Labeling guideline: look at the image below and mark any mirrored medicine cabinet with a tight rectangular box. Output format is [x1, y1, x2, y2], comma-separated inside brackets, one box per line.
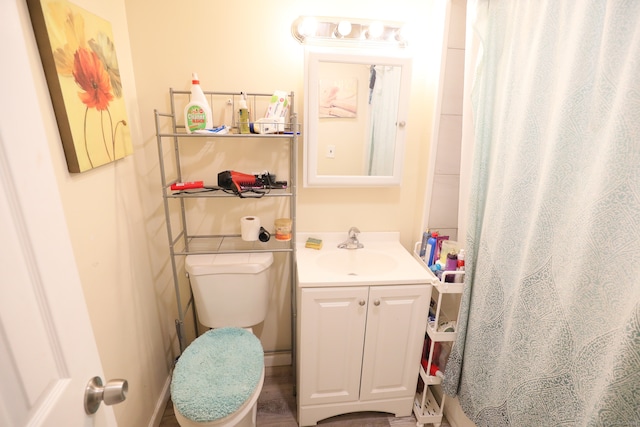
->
[303, 48, 412, 187]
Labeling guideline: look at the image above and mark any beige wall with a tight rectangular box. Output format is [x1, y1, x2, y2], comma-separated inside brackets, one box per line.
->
[123, 0, 445, 249]
[14, 0, 449, 425]
[14, 0, 170, 425]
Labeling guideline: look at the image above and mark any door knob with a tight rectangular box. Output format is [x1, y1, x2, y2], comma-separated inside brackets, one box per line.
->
[358, 299, 366, 306]
[373, 299, 380, 306]
[84, 376, 128, 415]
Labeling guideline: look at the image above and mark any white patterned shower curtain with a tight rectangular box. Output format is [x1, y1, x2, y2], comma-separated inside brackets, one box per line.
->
[443, 1, 640, 426]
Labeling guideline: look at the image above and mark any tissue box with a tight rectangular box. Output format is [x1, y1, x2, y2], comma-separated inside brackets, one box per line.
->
[265, 90, 289, 119]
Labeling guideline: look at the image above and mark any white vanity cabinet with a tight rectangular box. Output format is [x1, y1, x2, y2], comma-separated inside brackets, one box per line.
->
[297, 283, 430, 426]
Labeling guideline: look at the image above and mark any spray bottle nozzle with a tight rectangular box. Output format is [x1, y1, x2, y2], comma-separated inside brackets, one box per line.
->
[239, 92, 248, 109]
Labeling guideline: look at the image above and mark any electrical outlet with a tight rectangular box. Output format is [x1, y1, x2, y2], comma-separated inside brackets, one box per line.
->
[326, 145, 336, 158]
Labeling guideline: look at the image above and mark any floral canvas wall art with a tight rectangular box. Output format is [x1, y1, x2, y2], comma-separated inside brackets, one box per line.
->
[27, 0, 132, 173]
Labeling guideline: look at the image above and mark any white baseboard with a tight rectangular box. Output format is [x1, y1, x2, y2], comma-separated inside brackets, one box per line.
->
[149, 374, 172, 427]
[443, 395, 476, 427]
[264, 350, 291, 367]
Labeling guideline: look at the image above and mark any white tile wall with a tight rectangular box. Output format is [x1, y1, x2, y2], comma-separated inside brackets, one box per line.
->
[429, 174, 460, 229]
[440, 48, 465, 116]
[435, 115, 463, 174]
[448, 0, 467, 49]
[427, 0, 466, 242]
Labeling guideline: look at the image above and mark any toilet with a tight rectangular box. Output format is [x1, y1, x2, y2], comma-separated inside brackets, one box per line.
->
[171, 252, 274, 427]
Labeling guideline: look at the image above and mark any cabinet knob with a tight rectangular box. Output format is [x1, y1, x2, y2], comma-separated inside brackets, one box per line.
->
[373, 299, 380, 306]
[359, 299, 366, 306]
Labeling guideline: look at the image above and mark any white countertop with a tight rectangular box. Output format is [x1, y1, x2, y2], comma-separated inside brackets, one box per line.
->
[296, 232, 436, 287]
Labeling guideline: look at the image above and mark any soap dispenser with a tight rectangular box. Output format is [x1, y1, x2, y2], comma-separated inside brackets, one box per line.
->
[238, 92, 250, 134]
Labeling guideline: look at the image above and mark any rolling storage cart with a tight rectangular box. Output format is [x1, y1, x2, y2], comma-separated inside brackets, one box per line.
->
[412, 244, 465, 427]
[154, 89, 299, 354]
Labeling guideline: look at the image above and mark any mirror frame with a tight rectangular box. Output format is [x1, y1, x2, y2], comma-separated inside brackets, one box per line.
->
[303, 47, 412, 187]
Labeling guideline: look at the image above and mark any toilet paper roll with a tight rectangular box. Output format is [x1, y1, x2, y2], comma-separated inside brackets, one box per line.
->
[240, 216, 261, 241]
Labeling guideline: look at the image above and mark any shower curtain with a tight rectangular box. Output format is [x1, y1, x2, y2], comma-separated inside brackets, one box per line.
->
[367, 65, 401, 175]
[443, 1, 640, 426]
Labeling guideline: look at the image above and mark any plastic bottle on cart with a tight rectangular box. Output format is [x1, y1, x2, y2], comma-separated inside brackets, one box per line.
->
[455, 248, 465, 283]
[419, 229, 430, 258]
[429, 363, 444, 379]
[444, 252, 458, 283]
[184, 73, 213, 133]
[424, 231, 438, 266]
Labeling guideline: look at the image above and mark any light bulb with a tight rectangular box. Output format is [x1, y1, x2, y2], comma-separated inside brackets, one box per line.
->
[396, 24, 411, 42]
[299, 17, 318, 37]
[337, 21, 352, 37]
[368, 21, 384, 39]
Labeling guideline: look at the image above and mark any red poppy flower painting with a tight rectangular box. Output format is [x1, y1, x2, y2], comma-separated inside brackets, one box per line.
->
[27, 0, 132, 173]
[73, 48, 114, 111]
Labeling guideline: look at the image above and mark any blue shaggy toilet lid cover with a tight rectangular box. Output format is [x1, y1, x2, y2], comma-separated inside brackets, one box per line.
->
[171, 327, 264, 422]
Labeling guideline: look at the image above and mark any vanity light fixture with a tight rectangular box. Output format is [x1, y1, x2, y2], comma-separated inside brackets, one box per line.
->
[291, 16, 409, 48]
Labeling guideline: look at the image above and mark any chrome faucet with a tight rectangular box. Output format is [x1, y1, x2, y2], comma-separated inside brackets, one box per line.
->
[338, 226, 364, 249]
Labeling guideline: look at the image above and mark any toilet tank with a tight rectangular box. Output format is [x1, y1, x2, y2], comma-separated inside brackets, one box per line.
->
[185, 252, 273, 328]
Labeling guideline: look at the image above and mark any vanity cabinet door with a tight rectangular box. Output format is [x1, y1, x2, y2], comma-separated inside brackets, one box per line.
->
[360, 285, 430, 402]
[299, 287, 368, 406]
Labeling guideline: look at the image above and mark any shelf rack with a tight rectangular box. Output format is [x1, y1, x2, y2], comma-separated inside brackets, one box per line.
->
[412, 244, 465, 427]
[155, 89, 299, 354]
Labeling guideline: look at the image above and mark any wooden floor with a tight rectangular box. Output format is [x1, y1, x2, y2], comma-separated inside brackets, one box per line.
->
[160, 365, 450, 427]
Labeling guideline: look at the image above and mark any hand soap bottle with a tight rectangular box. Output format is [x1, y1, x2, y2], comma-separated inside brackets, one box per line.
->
[238, 92, 250, 134]
[184, 73, 213, 133]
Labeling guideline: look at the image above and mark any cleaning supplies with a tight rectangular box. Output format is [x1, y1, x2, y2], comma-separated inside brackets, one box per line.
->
[305, 237, 323, 250]
[238, 92, 250, 134]
[184, 73, 213, 133]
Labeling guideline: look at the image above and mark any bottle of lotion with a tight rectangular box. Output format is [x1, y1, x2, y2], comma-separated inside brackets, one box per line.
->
[238, 92, 250, 134]
[184, 73, 213, 133]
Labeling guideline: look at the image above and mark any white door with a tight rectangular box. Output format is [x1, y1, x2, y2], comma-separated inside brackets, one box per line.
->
[298, 287, 368, 405]
[360, 285, 430, 402]
[0, 1, 118, 426]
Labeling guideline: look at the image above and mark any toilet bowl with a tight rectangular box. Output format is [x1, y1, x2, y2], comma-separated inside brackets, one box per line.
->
[171, 253, 273, 427]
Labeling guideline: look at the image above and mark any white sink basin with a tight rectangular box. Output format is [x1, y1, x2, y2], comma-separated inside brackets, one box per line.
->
[316, 249, 398, 276]
[296, 232, 435, 287]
